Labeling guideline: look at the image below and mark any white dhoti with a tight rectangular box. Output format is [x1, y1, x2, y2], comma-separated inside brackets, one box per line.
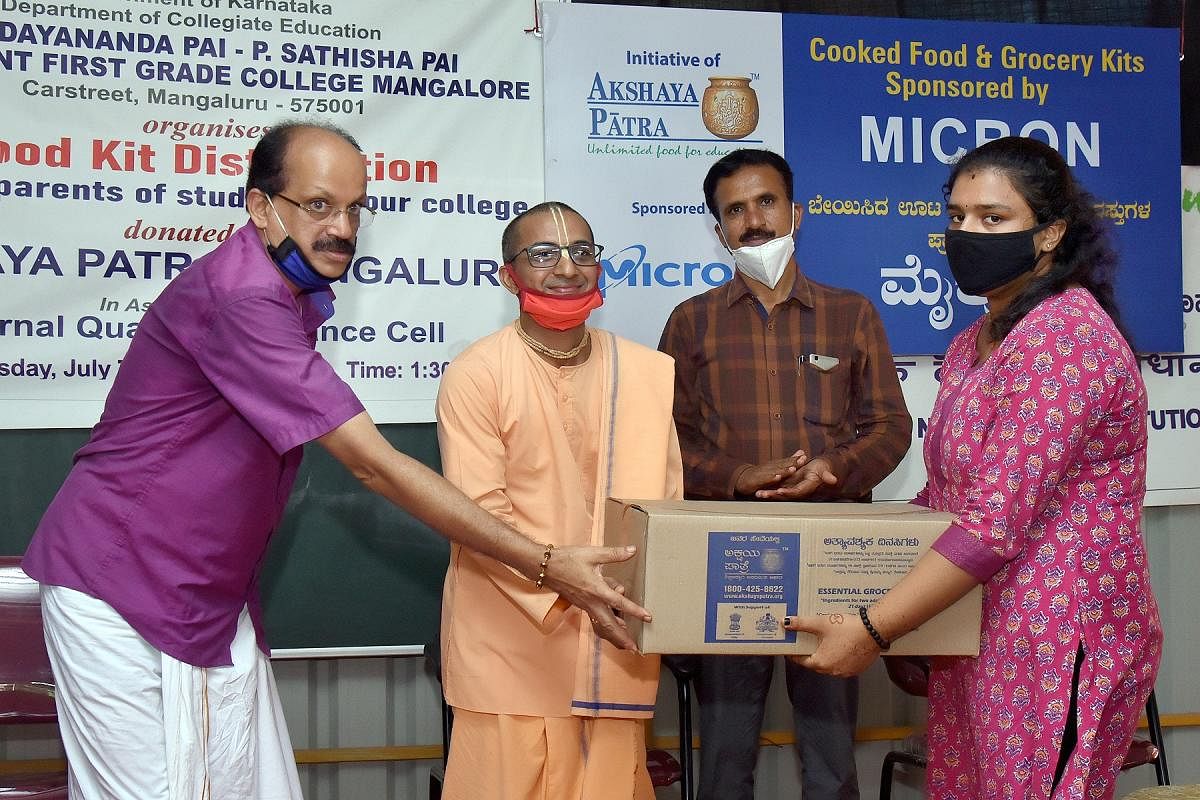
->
[41, 584, 303, 800]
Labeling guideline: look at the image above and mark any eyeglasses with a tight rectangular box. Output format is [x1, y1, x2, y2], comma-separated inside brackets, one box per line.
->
[511, 242, 605, 269]
[273, 193, 376, 229]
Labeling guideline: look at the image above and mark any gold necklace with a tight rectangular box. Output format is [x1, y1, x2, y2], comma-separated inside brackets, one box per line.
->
[513, 320, 590, 360]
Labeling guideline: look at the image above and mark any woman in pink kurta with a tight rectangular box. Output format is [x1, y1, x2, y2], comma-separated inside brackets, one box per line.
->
[919, 284, 1160, 798]
[785, 136, 1162, 800]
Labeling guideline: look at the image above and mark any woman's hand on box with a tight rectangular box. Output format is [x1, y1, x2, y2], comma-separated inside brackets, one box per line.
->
[782, 614, 880, 677]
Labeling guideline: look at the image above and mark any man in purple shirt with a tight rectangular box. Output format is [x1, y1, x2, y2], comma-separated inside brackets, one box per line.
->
[22, 122, 647, 800]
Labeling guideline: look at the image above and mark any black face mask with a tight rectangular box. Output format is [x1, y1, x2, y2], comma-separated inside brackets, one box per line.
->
[944, 221, 1052, 296]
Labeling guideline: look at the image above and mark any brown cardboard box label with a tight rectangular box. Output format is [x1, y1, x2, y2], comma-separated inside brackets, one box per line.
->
[809, 532, 925, 611]
[706, 532, 799, 643]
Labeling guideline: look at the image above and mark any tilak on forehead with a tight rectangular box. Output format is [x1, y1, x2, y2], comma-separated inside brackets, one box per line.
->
[549, 205, 569, 243]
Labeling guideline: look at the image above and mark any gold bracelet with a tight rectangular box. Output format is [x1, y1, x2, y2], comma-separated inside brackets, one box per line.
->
[534, 543, 555, 589]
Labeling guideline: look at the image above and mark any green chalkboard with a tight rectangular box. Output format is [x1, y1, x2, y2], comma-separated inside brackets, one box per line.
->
[0, 424, 448, 653]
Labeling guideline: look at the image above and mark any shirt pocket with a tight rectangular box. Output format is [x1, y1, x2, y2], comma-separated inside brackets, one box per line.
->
[799, 355, 851, 428]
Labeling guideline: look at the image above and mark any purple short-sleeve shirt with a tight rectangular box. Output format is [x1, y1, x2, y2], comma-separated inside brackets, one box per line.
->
[23, 222, 364, 666]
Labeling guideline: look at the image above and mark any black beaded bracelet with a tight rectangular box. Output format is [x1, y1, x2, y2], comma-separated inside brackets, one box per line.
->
[858, 606, 891, 651]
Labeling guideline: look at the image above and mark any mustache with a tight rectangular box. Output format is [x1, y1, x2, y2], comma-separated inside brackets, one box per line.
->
[739, 227, 775, 244]
[314, 236, 356, 255]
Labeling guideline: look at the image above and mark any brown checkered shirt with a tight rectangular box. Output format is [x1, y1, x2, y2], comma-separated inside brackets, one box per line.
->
[658, 269, 911, 501]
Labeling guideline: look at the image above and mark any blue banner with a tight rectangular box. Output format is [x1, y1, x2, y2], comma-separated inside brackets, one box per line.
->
[783, 15, 1181, 354]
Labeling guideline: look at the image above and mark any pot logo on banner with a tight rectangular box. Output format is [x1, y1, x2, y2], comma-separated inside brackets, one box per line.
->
[585, 57, 769, 155]
[701, 77, 759, 140]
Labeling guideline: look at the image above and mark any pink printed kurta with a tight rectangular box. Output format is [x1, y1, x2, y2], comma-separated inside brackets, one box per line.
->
[918, 288, 1162, 800]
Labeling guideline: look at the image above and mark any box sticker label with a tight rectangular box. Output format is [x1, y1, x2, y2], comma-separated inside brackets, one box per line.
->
[705, 532, 800, 643]
[811, 532, 922, 610]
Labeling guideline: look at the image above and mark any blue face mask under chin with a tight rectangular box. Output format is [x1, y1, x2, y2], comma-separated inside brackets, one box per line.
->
[268, 236, 335, 292]
[267, 238, 336, 320]
[265, 192, 339, 292]
[265, 196, 337, 320]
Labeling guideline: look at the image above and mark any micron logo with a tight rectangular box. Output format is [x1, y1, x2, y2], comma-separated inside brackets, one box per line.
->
[599, 243, 732, 294]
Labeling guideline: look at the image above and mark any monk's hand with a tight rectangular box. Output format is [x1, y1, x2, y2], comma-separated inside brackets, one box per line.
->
[755, 458, 837, 500]
[734, 450, 808, 497]
[542, 544, 649, 652]
[783, 613, 880, 678]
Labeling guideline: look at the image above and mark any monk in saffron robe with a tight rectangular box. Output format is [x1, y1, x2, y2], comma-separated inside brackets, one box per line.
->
[436, 202, 683, 799]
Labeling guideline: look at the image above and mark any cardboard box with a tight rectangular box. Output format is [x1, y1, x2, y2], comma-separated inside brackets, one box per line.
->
[604, 499, 981, 656]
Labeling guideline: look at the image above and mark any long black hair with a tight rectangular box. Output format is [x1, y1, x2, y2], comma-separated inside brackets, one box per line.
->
[943, 136, 1131, 347]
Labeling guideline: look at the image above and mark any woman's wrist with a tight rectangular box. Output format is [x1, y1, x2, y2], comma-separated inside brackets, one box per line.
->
[859, 606, 892, 651]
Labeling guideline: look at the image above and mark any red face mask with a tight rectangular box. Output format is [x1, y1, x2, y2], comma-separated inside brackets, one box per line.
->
[503, 265, 604, 331]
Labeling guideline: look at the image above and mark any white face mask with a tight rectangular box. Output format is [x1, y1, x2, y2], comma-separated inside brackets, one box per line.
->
[727, 232, 795, 289]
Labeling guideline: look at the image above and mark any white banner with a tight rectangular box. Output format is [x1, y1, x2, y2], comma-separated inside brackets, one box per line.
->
[542, 1, 784, 350]
[1, 0, 544, 427]
[1138, 165, 1200, 504]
